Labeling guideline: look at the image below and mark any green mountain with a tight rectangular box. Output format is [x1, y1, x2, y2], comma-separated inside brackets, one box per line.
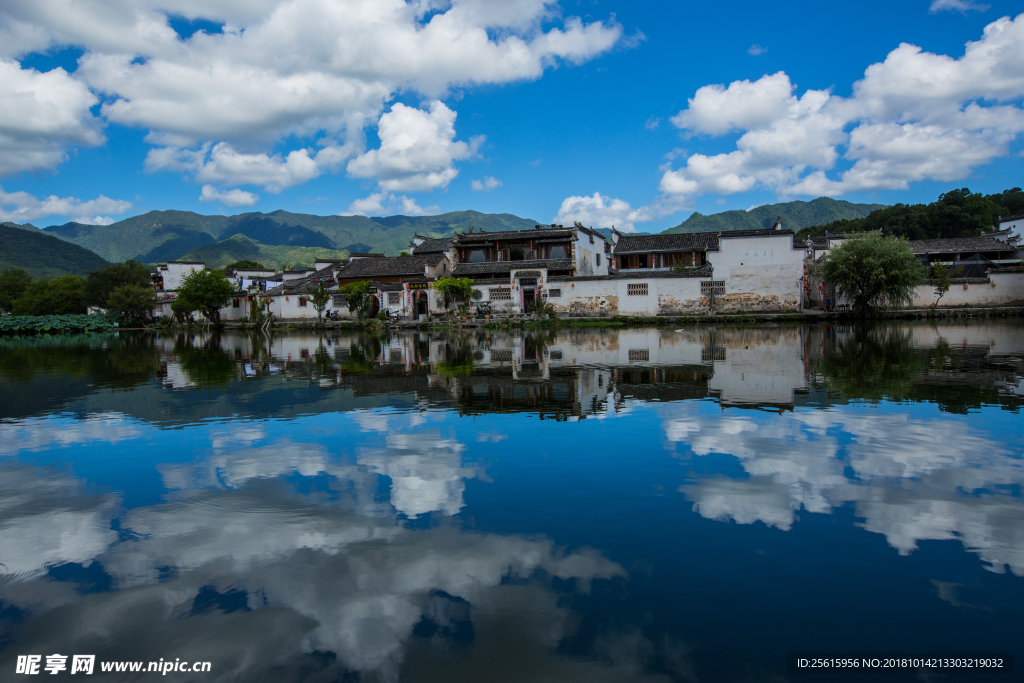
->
[664, 197, 887, 234]
[0, 224, 109, 278]
[180, 234, 351, 270]
[41, 209, 540, 264]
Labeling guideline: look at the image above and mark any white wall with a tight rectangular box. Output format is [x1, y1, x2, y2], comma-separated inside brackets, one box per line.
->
[573, 230, 609, 277]
[710, 234, 804, 312]
[910, 271, 1024, 307]
[546, 277, 706, 316]
[161, 263, 205, 291]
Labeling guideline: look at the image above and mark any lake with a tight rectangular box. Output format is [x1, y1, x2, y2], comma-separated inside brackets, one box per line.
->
[0, 322, 1021, 681]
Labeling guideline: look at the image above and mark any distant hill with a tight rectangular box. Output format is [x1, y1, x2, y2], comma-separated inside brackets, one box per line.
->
[180, 234, 351, 270]
[664, 197, 887, 234]
[0, 223, 109, 278]
[42, 209, 540, 263]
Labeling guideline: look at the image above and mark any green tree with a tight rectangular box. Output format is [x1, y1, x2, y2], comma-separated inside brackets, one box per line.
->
[11, 274, 87, 315]
[306, 281, 333, 324]
[84, 260, 152, 309]
[818, 232, 924, 315]
[926, 263, 964, 310]
[433, 277, 473, 317]
[225, 260, 266, 270]
[795, 186, 1024, 241]
[338, 281, 370, 321]
[0, 268, 32, 314]
[172, 269, 236, 324]
[107, 284, 158, 324]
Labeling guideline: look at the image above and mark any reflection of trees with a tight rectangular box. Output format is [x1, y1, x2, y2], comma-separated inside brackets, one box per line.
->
[818, 325, 926, 402]
[439, 333, 473, 376]
[341, 334, 378, 375]
[0, 333, 160, 389]
[174, 334, 237, 387]
[817, 324, 1023, 412]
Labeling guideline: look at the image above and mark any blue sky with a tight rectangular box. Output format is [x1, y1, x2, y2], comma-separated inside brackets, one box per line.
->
[2, 0, 1022, 231]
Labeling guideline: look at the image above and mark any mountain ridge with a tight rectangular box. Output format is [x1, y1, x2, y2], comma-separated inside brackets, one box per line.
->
[0, 224, 109, 278]
[664, 197, 887, 234]
[37, 210, 541, 263]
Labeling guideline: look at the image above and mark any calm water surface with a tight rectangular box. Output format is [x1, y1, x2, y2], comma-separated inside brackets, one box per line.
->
[0, 322, 1022, 681]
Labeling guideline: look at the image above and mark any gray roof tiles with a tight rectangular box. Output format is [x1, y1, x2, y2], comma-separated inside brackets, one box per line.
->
[452, 258, 573, 276]
[411, 237, 453, 253]
[338, 253, 445, 278]
[909, 236, 1017, 254]
[614, 229, 795, 255]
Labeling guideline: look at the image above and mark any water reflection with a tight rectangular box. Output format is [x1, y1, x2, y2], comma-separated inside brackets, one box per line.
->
[0, 321, 1022, 680]
[2, 322, 1022, 420]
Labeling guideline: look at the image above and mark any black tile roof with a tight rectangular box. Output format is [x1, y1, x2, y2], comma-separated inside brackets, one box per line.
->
[338, 253, 445, 278]
[548, 264, 713, 281]
[411, 237, 453, 254]
[453, 228, 575, 245]
[615, 229, 794, 254]
[265, 264, 340, 295]
[452, 258, 572, 276]
[614, 232, 720, 254]
[909, 236, 1017, 254]
[718, 228, 795, 238]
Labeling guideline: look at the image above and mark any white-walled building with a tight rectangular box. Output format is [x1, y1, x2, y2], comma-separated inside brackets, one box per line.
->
[154, 261, 205, 291]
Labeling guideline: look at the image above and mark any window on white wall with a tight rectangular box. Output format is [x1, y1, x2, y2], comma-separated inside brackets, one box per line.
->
[627, 283, 648, 296]
[548, 289, 562, 298]
[490, 288, 512, 301]
[388, 293, 401, 305]
[596, 253, 601, 266]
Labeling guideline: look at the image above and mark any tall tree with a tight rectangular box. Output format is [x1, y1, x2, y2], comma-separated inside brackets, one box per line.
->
[819, 233, 924, 316]
[84, 260, 152, 308]
[172, 270, 235, 324]
[11, 274, 87, 315]
[108, 284, 158, 324]
[306, 282, 333, 324]
[0, 268, 32, 314]
[433, 277, 473, 317]
[338, 281, 370, 321]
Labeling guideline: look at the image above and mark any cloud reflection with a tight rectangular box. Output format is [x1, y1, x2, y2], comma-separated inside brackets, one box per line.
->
[665, 405, 1024, 574]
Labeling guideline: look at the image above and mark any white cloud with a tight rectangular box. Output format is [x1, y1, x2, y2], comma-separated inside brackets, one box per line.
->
[471, 176, 502, 192]
[1, 0, 622, 189]
[341, 192, 439, 217]
[348, 101, 482, 192]
[0, 58, 104, 176]
[929, 0, 990, 13]
[199, 184, 259, 206]
[661, 14, 1024, 199]
[146, 140, 357, 192]
[343, 192, 389, 216]
[553, 191, 685, 232]
[0, 185, 131, 224]
[747, 44, 767, 56]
